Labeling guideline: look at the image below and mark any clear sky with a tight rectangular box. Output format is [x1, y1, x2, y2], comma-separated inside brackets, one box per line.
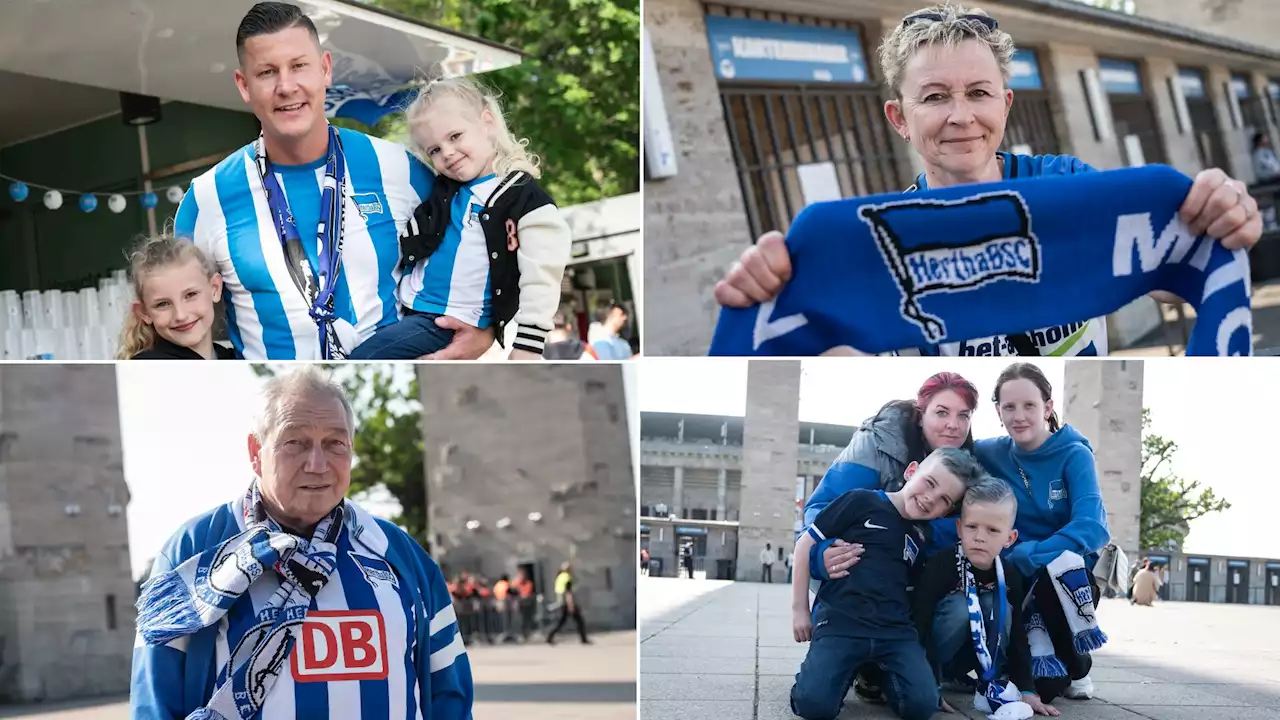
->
[639, 358, 1276, 560]
[117, 362, 638, 580]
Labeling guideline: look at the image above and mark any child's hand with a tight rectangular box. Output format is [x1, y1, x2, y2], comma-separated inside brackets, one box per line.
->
[1023, 693, 1060, 716]
[508, 348, 541, 361]
[939, 697, 957, 714]
[792, 608, 812, 643]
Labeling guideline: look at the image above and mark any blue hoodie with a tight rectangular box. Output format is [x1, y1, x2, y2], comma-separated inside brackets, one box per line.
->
[973, 424, 1110, 577]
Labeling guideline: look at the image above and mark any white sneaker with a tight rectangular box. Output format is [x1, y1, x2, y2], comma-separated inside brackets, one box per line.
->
[1064, 676, 1095, 699]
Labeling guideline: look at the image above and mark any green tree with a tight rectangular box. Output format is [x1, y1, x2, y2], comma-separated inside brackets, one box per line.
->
[369, 0, 640, 205]
[250, 364, 428, 547]
[1140, 408, 1230, 550]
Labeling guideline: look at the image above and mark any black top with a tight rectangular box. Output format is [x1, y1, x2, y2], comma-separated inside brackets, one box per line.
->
[131, 336, 239, 360]
[809, 489, 928, 641]
[912, 547, 1032, 691]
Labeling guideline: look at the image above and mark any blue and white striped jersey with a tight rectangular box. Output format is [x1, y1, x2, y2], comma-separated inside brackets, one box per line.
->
[131, 498, 470, 720]
[175, 127, 433, 360]
[396, 173, 499, 329]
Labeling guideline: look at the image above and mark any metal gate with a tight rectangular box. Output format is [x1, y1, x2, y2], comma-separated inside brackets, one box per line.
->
[1186, 557, 1211, 602]
[1180, 68, 1230, 171]
[721, 86, 904, 238]
[1003, 93, 1061, 156]
[1227, 560, 1250, 604]
[1110, 95, 1169, 166]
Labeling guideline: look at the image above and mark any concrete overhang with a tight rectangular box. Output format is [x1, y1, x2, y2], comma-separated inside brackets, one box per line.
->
[709, 0, 1280, 74]
[0, 0, 523, 147]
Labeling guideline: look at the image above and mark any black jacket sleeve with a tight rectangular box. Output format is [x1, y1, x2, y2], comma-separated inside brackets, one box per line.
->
[911, 548, 959, 672]
[1004, 570, 1034, 693]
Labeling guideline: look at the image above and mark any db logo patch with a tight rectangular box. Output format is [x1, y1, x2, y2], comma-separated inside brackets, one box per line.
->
[291, 610, 388, 682]
[859, 192, 1042, 343]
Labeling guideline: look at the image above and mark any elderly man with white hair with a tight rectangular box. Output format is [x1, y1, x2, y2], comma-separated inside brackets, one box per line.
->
[130, 367, 469, 720]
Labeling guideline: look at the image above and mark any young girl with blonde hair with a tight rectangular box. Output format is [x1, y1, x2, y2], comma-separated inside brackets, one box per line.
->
[118, 235, 238, 360]
[348, 76, 571, 360]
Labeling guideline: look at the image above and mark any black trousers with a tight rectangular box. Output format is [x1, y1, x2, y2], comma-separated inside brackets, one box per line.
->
[1024, 568, 1101, 702]
[548, 604, 589, 643]
[857, 567, 1101, 703]
[763, 564, 773, 583]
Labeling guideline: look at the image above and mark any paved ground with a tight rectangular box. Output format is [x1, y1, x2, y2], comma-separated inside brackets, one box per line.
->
[0, 630, 637, 720]
[1112, 279, 1280, 356]
[640, 577, 1280, 720]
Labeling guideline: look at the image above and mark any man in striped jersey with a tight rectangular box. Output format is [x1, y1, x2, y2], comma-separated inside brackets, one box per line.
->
[131, 367, 470, 719]
[175, 2, 494, 360]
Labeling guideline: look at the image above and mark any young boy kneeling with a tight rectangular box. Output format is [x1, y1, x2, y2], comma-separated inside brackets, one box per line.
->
[790, 447, 984, 720]
[912, 478, 1049, 719]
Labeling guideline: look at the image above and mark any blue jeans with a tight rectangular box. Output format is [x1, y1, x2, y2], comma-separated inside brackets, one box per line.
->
[349, 311, 454, 359]
[791, 635, 938, 720]
[929, 590, 1011, 686]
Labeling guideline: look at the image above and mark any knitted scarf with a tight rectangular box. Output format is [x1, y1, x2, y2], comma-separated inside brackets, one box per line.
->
[709, 165, 1252, 356]
[957, 545, 1032, 720]
[1022, 551, 1108, 681]
[135, 483, 345, 720]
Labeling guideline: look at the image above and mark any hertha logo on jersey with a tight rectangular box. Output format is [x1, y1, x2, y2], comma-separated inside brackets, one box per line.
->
[291, 610, 389, 682]
[859, 191, 1042, 343]
[350, 551, 399, 590]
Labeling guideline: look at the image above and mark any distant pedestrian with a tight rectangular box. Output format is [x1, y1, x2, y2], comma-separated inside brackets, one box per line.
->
[761, 543, 775, 583]
[682, 545, 694, 579]
[1132, 560, 1161, 606]
[786, 550, 795, 583]
[512, 569, 536, 640]
[640, 547, 650, 576]
[547, 562, 590, 645]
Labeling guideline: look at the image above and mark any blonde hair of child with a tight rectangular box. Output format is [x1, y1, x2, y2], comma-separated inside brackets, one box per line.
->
[404, 76, 542, 179]
[116, 234, 219, 359]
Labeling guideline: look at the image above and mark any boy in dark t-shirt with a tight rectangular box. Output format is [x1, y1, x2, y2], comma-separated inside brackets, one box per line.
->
[913, 477, 1050, 717]
[790, 447, 985, 720]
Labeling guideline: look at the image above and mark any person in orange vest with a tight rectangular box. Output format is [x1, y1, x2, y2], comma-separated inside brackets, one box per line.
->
[511, 569, 536, 641]
[493, 575, 513, 641]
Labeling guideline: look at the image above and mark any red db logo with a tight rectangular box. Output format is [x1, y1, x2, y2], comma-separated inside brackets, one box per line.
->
[291, 610, 388, 682]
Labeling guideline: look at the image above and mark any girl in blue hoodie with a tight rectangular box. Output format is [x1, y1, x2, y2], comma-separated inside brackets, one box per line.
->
[974, 362, 1110, 708]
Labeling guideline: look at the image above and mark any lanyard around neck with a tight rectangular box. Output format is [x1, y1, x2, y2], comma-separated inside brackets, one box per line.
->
[253, 127, 347, 358]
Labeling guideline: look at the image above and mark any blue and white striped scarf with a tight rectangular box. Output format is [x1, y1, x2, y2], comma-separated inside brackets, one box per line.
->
[710, 165, 1252, 356]
[958, 544, 1030, 719]
[135, 483, 345, 720]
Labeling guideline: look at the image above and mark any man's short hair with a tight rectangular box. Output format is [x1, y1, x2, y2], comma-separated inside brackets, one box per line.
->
[553, 312, 572, 330]
[236, 2, 320, 62]
[595, 301, 627, 324]
[255, 366, 355, 442]
[962, 475, 1018, 517]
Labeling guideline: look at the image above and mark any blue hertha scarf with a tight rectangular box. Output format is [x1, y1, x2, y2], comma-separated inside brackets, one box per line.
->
[709, 165, 1253, 356]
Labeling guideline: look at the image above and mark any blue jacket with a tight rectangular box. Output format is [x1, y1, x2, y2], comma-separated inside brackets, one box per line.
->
[130, 499, 472, 720]
[974, 424, 1111, 577]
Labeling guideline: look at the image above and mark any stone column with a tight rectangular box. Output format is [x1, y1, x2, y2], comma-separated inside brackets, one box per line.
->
[735, 360, 802, 582]
[1062, 359, 1144, 563]
[672, 466, 685, 518]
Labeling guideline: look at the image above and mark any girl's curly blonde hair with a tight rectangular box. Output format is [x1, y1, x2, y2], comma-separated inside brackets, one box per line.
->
[878, 4, 1016, 98]
[404, 76, 541, 179]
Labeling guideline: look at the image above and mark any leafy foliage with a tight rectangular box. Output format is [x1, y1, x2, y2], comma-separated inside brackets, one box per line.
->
[366, 0, 640, 205]
[1140, 408, 1230, 551]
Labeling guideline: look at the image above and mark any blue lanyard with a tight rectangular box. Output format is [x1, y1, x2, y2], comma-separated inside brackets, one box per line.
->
[254, 126, 347, 359]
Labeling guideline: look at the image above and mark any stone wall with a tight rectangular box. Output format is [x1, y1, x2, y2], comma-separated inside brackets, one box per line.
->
[418, 365, 637, 630]
[0, 365, 133, 702]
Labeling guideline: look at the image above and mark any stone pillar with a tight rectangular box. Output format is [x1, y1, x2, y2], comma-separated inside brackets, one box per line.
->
[735, 360, 802, 583]
[1145, 56, 1205, 176]
[643, 0, 753, 355]
[1062, 359, 1144, 564]
[1205, 65, 1251, 181]
[672, 466, 685, 518]
[716, 466, 727, 520]
[1044, 43, 1123, 169]
[0, 365, 134, 702]
[418, 364, 636, 630]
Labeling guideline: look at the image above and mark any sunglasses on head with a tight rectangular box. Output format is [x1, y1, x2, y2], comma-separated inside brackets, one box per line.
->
[902, 11, 999, 32]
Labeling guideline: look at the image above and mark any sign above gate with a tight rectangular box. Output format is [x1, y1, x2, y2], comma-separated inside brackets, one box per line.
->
[704, 15, 869, 84]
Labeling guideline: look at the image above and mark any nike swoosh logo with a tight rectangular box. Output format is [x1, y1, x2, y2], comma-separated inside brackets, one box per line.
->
[753, 299, 807, 350]
[864, 520, 887, 530]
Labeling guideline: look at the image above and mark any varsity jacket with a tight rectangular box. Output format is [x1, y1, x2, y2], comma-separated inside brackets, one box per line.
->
[398, 170, 571, 355]
[130, 498, 472, 720]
